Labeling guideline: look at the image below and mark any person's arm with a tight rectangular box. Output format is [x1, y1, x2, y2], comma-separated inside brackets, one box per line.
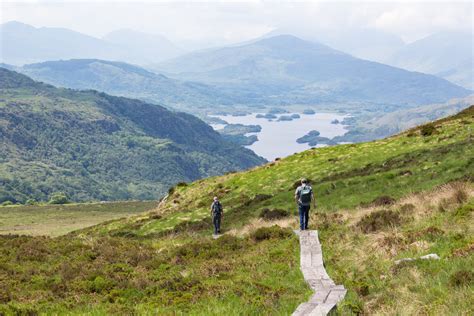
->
[294, 188, 299, 204]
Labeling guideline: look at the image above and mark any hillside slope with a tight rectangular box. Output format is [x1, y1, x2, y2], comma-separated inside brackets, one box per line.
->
[13, 59, 234, 112]
[0, 107, 472, 314]
[155, 35, 470, 106]
[0, 68, 265, 203]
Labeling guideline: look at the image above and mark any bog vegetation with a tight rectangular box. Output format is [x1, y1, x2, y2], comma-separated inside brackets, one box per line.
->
[0, 106, 472, 314]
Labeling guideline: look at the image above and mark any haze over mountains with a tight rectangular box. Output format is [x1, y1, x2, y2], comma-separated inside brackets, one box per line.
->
[1, 20, 472, 150]
[386, 31, 474, 90]
[2, 21, 472, 93]
[0, 21, 185, 65]
[155, 35, 469, 106]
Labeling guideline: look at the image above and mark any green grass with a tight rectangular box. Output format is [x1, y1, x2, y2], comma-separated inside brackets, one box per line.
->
[0, 106, 473, 314]
[0, 227, 310, 315]
[96, 106, 473, 238]
[319, 186, 474, 315]
[0, 201, 156, 236]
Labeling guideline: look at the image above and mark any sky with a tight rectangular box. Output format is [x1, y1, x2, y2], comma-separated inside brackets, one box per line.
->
[1, 0, 473, 48]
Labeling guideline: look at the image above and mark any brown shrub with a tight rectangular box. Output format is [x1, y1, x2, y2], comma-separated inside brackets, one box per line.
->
[420, 123, 437, 136]
[357, 209, 401, 233]
[251, 226, 293, 242]
[451, 242, 474, 258]
[259, 208, 289, 220]
[407, 226, 444, 243]
[399, 203, 415, 213]
[360, 195, 396, 208]
[453, 188, 469, 204]
[449, 270, 473, 287]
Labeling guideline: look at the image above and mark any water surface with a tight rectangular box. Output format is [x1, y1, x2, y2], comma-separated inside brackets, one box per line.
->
[211, 112, 348, 160]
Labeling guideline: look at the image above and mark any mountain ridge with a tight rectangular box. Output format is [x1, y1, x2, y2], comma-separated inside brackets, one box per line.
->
[0, 68, 265, 203]
[154, 34, 470, 106]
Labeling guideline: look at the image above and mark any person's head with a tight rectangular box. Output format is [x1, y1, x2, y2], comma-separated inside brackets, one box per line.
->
[213, 196, 218, 202]
[301, 178, 307, 185]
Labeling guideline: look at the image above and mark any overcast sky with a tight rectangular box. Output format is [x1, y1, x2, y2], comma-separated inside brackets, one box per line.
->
[1, 0, 472, 47]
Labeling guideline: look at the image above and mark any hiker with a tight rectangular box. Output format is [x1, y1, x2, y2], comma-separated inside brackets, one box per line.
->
[210, 196, 223, 235]
[295, 178, 315, 230]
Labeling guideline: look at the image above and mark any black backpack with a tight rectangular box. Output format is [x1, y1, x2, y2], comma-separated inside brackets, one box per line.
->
[212, 201, 222, 215]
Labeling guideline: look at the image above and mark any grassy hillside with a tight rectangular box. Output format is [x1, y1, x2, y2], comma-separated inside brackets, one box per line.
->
[0, 68, 265, 203]
[0, 107, 472, 314]
[0, 201, 156, 237]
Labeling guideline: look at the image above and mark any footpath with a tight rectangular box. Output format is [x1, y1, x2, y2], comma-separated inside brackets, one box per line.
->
[292, 230, 346, 316]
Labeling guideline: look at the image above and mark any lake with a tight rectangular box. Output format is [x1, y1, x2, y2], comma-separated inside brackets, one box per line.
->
[211, 112, 349, 160]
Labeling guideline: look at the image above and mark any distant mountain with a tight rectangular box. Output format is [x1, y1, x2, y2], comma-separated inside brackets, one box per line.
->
[387, 32, 474, 90]
[154, 35, 470, 106]
[262, 28, 405, 63]
[0, 68, 265, 203]
[13, 59, 233, 111]
[0, 21, 183, 66]
[0, 21, 123, 65]
[103, 29, 185, 63]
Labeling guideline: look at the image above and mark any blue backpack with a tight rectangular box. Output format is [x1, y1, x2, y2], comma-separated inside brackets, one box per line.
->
[299, 185, 312, 205]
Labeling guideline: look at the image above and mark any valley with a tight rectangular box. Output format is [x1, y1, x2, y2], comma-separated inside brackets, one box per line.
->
[0, 68, 265, 204]
[1, 4, 473, 315]
[1, 106, 472, 314]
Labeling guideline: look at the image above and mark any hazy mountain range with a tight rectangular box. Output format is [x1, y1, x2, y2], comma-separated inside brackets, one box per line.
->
[7, 37, 470, 116]
[386, 32, 474, 90]
[1, 21, 472, 92]
[0, 68, 264, 202]
[0, 21, 185, 65]
[265, 28, 473, 90]
[154, 35, 469, 106]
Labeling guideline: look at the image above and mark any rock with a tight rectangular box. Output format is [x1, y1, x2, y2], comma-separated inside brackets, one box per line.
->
[277, 115, 293, 121]
[395, 258, 415, 264]
[420, 253, 440, 260]
[395, 253, 440, 264]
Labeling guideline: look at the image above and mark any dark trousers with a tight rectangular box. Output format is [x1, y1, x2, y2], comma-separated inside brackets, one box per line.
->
[298, 204, 310, 230]
[212, 214, 221, 234]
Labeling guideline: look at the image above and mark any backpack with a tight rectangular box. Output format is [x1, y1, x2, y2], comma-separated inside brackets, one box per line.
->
[212, 201, 222, 215]
[299, 185, 312, 205]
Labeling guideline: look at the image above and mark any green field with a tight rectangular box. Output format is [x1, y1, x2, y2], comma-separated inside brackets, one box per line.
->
[0, 201, 157, 237]
[0, 107, 472, 314]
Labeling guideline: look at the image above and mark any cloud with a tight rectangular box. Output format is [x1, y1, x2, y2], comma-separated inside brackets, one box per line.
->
[1, 0, 472, 46]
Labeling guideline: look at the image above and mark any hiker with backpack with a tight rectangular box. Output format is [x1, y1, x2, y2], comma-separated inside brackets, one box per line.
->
[295, 178, 315, 231]
[210, 196, 223, 235]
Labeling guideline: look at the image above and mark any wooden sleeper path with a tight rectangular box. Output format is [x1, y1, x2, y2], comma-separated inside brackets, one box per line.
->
[293, 230, 346, 316]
